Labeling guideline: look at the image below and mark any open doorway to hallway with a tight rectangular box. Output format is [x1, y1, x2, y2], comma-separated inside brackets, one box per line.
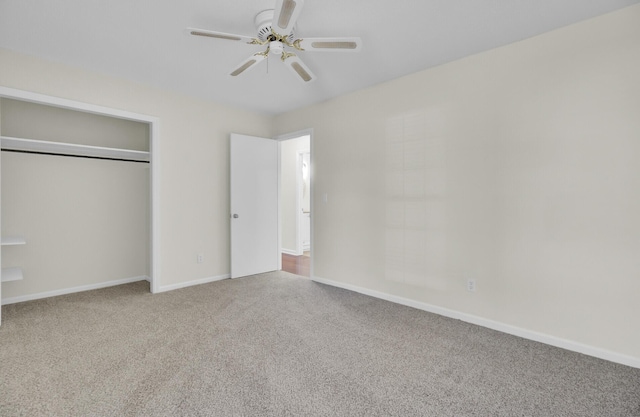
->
[279, 134, 311, 277]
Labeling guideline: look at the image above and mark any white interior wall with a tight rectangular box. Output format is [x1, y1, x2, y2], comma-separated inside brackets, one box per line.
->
[274, 5, 640, 361]
[280, 136, 310, 254]
[0, 47, 273, 293]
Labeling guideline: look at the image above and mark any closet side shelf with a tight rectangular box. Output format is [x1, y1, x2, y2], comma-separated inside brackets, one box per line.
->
[1, 236, 27, 246]
[1, 267, 23, 282]
[1, 237, 27, 282]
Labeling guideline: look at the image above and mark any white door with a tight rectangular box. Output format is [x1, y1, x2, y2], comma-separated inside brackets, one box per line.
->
[230, 133, 279, 278]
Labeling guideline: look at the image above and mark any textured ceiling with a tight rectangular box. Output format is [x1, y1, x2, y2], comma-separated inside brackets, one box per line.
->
[1, 0, 638, 114]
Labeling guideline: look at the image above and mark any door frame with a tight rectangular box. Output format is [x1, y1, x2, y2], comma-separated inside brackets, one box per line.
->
[276, 128, 313, 276]
[0, 86, 161, 297]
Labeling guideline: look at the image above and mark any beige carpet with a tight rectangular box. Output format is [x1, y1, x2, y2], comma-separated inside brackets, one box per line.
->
[1, 271, 639, 416]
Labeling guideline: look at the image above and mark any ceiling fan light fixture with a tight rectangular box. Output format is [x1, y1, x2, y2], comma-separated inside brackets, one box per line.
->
[270, 41, 284, 55]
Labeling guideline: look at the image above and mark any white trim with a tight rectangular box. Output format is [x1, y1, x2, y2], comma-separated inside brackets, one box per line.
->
[156, 274, 229, 293]
[309, 130, 314, 279]
[311, 275, 640, 369]
[0, 87, 158, 123]
[0, 86, 161, 296]
[149, 119, 161, 293]
[1, 276, 149, 305]
[281, 248, 298, 256]
[277, 141, 282, 271]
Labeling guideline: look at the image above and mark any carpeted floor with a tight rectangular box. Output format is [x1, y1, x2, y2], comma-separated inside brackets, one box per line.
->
[1, 271, 639, 416]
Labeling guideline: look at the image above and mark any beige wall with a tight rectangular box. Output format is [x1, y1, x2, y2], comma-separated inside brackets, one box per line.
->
[0, 47, 273, 292]
[1, 152, 149, 298]
[1, 98, 149, 150]
[280, 136, 310, 253]
[274, 5, 640, 359]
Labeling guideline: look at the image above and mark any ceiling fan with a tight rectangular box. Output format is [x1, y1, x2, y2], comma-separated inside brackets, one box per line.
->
[186, 0, 362, 83]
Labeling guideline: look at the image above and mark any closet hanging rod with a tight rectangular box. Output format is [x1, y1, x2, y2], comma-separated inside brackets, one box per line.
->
[1, 149, 149, 163]
[0, 136, 150, 163]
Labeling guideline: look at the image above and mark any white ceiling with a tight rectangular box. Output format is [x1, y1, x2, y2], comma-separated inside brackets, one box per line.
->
[1, 0, 638, 115]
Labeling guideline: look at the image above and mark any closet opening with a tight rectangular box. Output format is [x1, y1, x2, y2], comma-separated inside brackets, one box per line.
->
[0, 87, 159, 320]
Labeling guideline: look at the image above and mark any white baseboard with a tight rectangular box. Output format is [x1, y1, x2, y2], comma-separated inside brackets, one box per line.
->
[311, 275, 640, 369]
[281, 248, 299, 256]
[1, 276, 149, 306]
[156, 274, 229, 293]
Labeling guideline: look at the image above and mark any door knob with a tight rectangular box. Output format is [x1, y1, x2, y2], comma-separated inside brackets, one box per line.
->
[232, 214, 239, 218]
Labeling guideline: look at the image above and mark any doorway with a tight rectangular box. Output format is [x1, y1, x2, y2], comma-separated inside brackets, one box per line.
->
[278, 131, 312, 278]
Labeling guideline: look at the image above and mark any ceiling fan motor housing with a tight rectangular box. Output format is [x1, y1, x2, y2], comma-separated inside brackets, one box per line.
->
[254, 9, 295, 42]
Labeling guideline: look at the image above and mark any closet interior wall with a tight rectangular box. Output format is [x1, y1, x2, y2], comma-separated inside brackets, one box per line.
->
[0, 98, 150, 302]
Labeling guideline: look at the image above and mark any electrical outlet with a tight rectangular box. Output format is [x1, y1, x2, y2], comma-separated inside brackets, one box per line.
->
[197, 254, 203, 264]
[467, 279, 476, 292]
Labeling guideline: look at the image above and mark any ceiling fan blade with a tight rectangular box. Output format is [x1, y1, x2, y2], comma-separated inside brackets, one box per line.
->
[295, 37, 362, 52]
[283, 55, 315, 83]
[230, 53, 267, 77]
[186, 27, 257, 44]
[272, 0, 305, 37]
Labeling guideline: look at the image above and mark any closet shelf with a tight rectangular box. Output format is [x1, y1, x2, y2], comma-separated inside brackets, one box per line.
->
[1, 236, 26, 246]
[1, 237, 26, 282]
[1, 267, 23, 282]
[1, 136, 150, 162]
